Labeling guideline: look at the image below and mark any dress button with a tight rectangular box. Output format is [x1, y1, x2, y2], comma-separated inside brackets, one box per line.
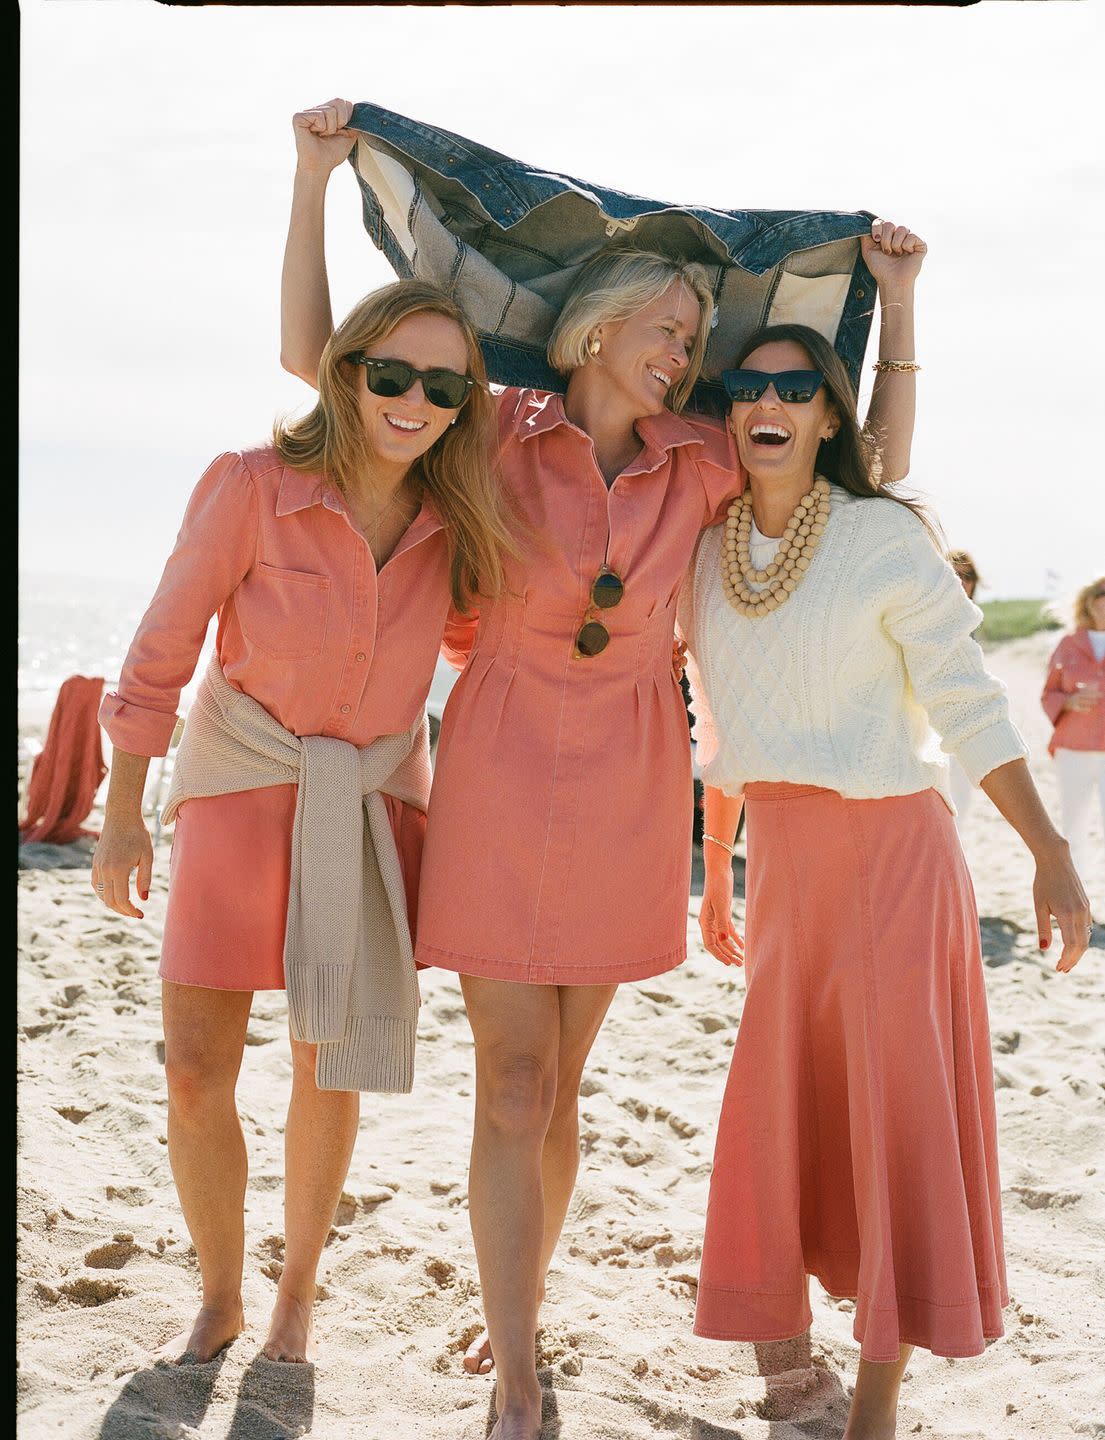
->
[340, 704, 351, 714]
[355, 652, 366, 662]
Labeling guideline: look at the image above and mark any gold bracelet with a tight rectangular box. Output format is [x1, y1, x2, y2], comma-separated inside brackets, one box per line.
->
[872, 359, 921, 373]
[703, 833, 735, 856]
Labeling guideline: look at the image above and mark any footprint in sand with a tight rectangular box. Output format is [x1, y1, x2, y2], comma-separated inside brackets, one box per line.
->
[1009, 1184, 1081, 1211]
[85, 1233, 140, 1269]
[40, 1276, 131, 1307]
[612, 1134, 652, 1168]
[424, 1257, 456, 1288]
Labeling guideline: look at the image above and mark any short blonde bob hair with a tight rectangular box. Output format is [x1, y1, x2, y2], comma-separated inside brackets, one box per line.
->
[547, 247, 714, 413]
[1074, 575, 1105, 629]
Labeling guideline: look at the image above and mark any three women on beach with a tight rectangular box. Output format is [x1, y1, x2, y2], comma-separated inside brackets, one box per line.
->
[91, 97, 1092, 1440]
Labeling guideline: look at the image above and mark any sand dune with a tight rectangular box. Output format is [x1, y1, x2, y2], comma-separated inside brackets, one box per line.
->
[17, 628, 1105, 1439]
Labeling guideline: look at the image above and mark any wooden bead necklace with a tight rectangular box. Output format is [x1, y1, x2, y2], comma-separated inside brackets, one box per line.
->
[721, 476, 832, 617]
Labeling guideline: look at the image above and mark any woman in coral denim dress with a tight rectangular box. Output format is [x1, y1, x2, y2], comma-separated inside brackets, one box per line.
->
[92, 277, 515, 1367]
[283, 99, 920, 1440]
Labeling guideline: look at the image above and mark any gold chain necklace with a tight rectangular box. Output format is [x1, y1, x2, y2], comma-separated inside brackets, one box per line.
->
[356, 487, 420, 552]
[720, 476, 832, 617]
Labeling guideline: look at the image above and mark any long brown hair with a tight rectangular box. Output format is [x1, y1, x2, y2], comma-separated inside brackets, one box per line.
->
[274, 281, 519, 611]
[734, 323, 941, 545]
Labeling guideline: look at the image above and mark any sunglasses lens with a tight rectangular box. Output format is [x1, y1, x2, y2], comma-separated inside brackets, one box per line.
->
[576, 621, 610, 657]
[592, 571, 624, 609]
[363, 360, 413, 398]
[723, 371, 766, 404]
[776, 372, 823, 403]
[423, 372, 472, 409]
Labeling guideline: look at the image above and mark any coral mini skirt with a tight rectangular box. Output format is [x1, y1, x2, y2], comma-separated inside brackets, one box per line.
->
[159, 784, 426, 992]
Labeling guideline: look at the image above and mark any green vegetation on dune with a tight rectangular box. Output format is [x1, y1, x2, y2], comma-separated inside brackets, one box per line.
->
[976, 598, 1062, 646]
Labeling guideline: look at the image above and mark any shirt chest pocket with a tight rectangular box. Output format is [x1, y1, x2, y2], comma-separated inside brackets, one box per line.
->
[236, 561, 331, 660]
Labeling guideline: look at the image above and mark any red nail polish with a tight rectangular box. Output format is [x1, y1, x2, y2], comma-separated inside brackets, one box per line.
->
[141, 891, 149, 901]
[1040, 939, 1050, 950]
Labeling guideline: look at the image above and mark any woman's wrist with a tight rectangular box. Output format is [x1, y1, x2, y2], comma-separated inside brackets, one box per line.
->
[704, 848, 735, 877]
[1030, 830, 1071, 865]
[293, 163, 335, 189]
[876, 278, 917, 303]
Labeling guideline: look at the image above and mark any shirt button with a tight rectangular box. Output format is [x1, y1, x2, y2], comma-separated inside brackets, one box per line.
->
[340, 704, 351, 714]
[355, 652, 366, 662]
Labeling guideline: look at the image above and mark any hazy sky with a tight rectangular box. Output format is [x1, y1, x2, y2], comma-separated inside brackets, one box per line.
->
[20, 1, 1104, 601]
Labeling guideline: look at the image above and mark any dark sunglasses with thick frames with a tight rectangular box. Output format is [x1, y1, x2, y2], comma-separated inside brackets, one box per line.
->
[721, 369, 826, 405]
[352, 355, 476, 410]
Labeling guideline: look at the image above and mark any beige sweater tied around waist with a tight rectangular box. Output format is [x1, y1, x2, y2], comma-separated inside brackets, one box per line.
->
[161, 655, 432, 1093]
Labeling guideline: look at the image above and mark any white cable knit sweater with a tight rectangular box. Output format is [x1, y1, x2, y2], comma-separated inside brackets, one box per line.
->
[678, 488, 1028, 811]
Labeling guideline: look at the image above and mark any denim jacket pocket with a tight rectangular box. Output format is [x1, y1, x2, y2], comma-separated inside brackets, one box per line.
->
[236, 562, 331, 660]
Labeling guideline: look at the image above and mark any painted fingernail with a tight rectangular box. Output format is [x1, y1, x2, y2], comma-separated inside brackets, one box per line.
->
[141, 891, 149, 901]
[1040, 939, 1050, 950]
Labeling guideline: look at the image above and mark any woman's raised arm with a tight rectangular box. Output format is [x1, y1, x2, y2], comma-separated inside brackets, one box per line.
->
[859, 219, 927, 485]
[280, 98, 356, 387]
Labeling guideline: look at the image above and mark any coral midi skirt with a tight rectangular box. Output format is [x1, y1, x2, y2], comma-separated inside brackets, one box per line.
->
[695, 783, 1008, 1364]
[159, 785, 426, 992]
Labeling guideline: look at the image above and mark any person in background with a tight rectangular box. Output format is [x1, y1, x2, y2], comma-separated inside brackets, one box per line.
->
[1042, 575, 1105, 906]
[948, 550, 982, 835]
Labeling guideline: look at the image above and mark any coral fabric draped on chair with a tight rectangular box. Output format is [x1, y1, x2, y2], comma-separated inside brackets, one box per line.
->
[20, 676, 108, 845]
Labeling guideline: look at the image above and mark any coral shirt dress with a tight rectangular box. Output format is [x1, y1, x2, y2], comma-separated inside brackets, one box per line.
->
[100, 446, 454, 991]
[414, 391, 741, 986]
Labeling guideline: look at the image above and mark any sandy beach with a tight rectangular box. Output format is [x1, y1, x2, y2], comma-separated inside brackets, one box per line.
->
[17, 628, 1105, 1440]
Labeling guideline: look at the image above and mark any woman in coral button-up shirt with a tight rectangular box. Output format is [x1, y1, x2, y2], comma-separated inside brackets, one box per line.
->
[93, 278, 515, 1368]
[1042, 575, 1105, 900]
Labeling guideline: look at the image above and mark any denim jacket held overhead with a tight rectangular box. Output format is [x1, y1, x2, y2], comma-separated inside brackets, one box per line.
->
[345, 101, 877, 415]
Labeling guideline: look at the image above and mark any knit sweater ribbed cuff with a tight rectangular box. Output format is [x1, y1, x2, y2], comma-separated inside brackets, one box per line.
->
[315, 1016, 416, 1094]
[955, 721, 1030, 788]
[286, 965, 352, 1044]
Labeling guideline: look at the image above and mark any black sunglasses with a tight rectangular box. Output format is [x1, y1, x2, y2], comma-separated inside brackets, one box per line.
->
[353, 355, 475, 410]
[721, 369, 826, 404]
[575, 568, 625, 659]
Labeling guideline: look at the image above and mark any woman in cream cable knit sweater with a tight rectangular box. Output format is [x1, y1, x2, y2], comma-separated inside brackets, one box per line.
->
[680, 323, 1092, 1439]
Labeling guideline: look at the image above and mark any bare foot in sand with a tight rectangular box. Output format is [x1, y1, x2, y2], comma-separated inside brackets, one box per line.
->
[488, 1401, 542, 1440]
[262, 1290, 315, 1363]
[157, 1301, 245, 1364]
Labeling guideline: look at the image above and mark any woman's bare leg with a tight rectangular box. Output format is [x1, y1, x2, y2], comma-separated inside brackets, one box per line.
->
[263, 1038, 360, 1361]
[538, 983, 617, 1275]
[460, 976, 562, 1440]
[844, 1344, 914, 1440]
[462, 982, 616, 1391]
[159, 981, 253, 1363]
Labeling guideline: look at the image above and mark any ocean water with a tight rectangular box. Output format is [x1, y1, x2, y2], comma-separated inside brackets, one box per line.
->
[18, 572, 216, 730]
[17, 570, 458, 732]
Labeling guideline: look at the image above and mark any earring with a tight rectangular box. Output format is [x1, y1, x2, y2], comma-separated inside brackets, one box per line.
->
[588, 336, 602, 358]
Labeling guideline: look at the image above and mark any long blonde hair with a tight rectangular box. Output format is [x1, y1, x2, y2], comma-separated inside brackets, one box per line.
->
[275, 282, 518, 611]
[547, 247, 714, 413]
